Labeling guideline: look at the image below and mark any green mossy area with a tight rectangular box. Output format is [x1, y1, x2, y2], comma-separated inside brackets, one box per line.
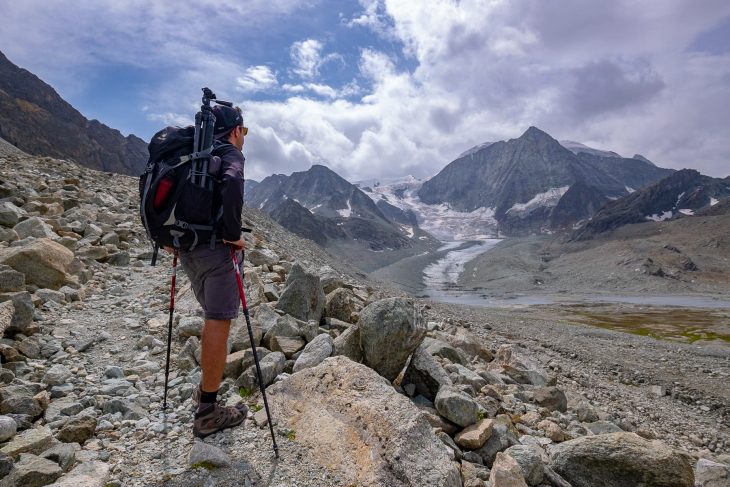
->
[567, 307, 730, 345]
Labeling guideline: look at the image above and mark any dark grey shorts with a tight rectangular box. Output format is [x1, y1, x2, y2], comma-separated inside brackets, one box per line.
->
[179, 245, 243, 320]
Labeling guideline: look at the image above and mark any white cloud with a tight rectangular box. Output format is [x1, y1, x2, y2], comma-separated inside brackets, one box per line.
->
[236, 66, 278, 92]
[290, 39, 325, 79]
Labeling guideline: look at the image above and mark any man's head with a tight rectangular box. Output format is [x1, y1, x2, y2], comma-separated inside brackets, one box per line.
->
[213, 105, 247, 151]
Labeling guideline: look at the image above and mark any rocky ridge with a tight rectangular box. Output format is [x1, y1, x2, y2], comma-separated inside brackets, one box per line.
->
[0, 151, 727, 486]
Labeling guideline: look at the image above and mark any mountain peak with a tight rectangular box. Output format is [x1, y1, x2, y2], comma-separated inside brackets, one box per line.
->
[521, 126, 552, 139]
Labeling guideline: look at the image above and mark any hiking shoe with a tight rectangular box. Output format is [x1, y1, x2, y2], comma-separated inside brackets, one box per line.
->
[193, 402, 249, 439]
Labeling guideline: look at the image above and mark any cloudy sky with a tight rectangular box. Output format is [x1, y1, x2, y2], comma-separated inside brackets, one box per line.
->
[1, 0, 728, 181]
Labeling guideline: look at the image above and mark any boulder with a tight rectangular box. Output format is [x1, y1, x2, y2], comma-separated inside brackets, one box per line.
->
[0, 300, 13, 336]
[402, 344, 452, 401]
[0, 382, 45, 417]
[235, 351, 286, 391]
[246, 248, 279, 267]
[267, 356, 462, 486]
[455, 419, 494, 450]
[263, 314, 305, 349]
[533, 387, 567, 412]
[0, 202, 25, 227]
[293, 333, 333, 373]
[431, 330, 493, 362]
[177, 316, 203, 338]
[45, 460, 110, 486]
[243, 268, 266, 308]
[0, 415, 16, 442]
[490, 452, 529, 487]
[504, 444, 547, 486]
[228, 318, 263, 352]
[537, 420, 564, 442]
[435, 386, 480, 427]
[0, 265, 25, 292]
[318, 265, 344, 294]
[0, 238, 75, 289]
[0, 291, 34, 334]
[493, 345, 551, 386]
[188, 440, 231, 468]
[275, 263, 325, 323]
[332, 325, 363, 363]
[270, 335, 306, 358]
[43, 364, 72, 386]
[324, 288, 360, 323]
[252, 304, 279, 334]
[40, 444, 76, 472]
[1, 453, 62, 487]
[695, 458, 730, 487]
[423, 337, 467, 365]
[359, 297, 426, 381]
[223, 350, 248, 379]
[549, 432, 694, 487]
[57, 414, 97, 444]
[13, 217, 56, 239]
[0, 425, 53, 458]
[476, 419, 520, 467]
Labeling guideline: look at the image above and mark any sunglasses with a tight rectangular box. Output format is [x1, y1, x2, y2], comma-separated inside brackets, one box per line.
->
[240, 126, 248, 136]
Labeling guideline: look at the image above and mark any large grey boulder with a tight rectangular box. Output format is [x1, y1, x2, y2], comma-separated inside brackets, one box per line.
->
[293, 333, 333, 373]
[434, 386, 480, 427]
[246, 248, 279, 267]
[549, 432, 694, 487]
[267, 356, 461, 486]
[359, 297, 426, 381]
[0, 453, 62, 487]
[476, 419, 520, 467]
[0, 202, 25, 227]
[0, 425, 53, 458]
[0, 383, 45, 417]
[505, 444, 547, 486]
[235, 351, 286, 391]
[275, 263, 325, 323]
[57, 414, 97, 443]
[43, 364, 72, 386]
[422, 337, 468, 365]
[402, 344, 452, 401]
[0, 238, 75, 289]
[0, 300, 14, 336]
[0, 265, 25, 292]
[13, 217, 56, 240]
[533, 387, 567, 412]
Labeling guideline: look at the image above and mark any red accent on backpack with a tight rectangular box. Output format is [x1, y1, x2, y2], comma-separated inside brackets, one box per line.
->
[153, 177, 175, 209]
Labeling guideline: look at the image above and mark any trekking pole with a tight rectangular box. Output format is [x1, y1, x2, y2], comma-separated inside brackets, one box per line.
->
[162, 250, 179, 409]
[229, 246, 280, 459]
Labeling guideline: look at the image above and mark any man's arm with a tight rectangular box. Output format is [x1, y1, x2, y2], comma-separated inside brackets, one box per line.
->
[219, 148, 245, 244]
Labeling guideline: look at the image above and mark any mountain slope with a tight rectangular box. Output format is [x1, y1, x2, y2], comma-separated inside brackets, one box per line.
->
[572, 169, 730, 240]
[246, 165, 439, 269]
[0, 50, 148, 175]
[417, 127, 673, 235]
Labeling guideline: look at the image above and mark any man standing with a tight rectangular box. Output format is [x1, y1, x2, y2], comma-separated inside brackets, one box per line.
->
[172, 104, 249, 438]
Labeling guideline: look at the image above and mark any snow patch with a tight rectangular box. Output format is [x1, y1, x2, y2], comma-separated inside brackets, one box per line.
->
[678, 209, 695, 216]
[356, 176, 499, 240]
[710, 197, 719, 206]
[645, 211, 673, 222]
[625, 186, 636, 193]
[507, 187, 570, 215]
[337, 198, 352, 218]
[560, 140, 621, 158]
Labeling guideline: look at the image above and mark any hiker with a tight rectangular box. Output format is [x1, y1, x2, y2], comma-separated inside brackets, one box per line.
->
[164, 104, 250, 438]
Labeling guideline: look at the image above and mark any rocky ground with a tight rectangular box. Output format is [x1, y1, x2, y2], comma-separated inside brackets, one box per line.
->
[459, 216, 730, 297]
[1, 150, 729, 487]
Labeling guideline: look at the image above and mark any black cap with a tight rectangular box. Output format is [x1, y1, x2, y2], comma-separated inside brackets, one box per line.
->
[212, 105, 243, 136]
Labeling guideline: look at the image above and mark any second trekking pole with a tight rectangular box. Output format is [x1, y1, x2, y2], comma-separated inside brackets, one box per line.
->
[229, 246, 280, 459]
[163, 250, 178, 409]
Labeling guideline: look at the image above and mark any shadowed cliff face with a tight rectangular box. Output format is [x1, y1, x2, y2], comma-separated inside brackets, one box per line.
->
[0, 50, 148, 175]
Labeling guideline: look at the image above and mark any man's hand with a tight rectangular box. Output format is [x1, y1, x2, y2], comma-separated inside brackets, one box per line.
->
[223, 238, 246, 250]
[163, 246, 175, 254]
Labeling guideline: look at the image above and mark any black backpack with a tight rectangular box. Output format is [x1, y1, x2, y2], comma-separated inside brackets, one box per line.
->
[140, 88, 239, 262]
[138, 125, 226, 254]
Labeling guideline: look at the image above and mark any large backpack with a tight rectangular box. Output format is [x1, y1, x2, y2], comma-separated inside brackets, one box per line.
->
[139, 125, 225, 252]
